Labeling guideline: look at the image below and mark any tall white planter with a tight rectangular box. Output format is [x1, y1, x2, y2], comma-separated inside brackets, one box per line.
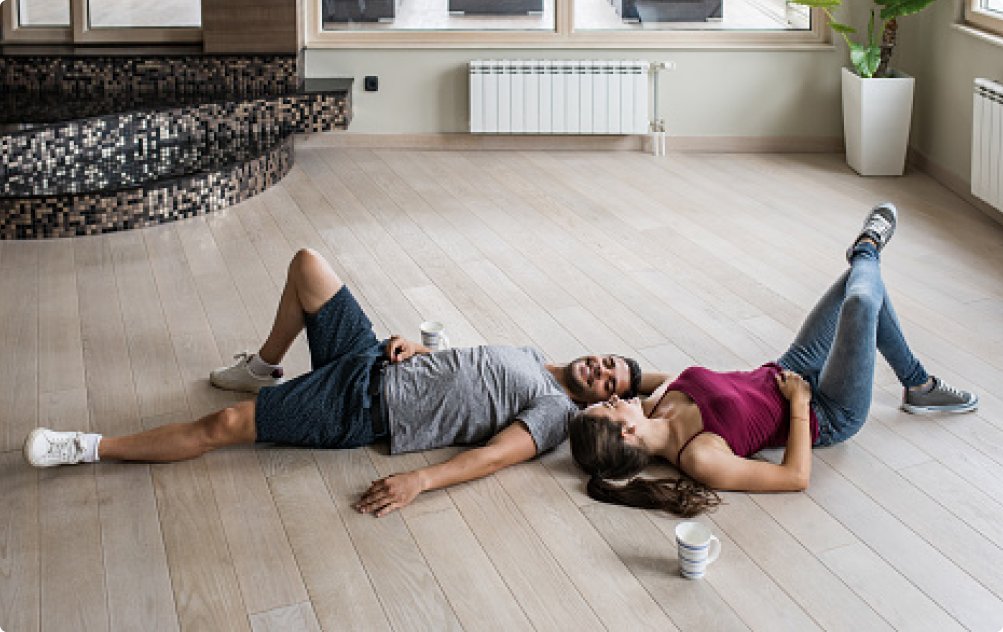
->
[841, 67, 915, 176]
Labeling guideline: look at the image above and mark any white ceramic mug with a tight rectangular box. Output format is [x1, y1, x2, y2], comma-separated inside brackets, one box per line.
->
[675, 521, 721, 580]
[419, 320, 450, 351]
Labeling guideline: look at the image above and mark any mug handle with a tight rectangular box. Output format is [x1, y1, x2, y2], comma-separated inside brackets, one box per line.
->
[439, 333, 450, 350]
[706, 535, 721, 565]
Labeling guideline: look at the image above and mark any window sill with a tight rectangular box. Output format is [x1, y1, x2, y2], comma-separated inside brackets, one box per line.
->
[954, 21, 1003, 48]
[303, 32, 836, 50]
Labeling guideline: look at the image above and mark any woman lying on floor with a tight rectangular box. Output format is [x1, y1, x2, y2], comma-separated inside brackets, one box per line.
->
[569, 202, 979, 517]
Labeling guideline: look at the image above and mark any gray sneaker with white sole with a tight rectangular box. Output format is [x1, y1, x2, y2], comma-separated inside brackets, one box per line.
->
[847, 202, 898, 263]
[902, 376, 979, 414]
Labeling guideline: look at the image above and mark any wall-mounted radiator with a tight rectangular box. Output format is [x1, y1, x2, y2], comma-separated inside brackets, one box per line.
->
[469, 60, 649, 134]
[973, 78, 1003, 213]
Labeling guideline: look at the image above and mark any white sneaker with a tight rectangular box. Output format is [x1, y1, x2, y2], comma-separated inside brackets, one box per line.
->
[210, 352, 284, 393]
[24, 428, 88, 467]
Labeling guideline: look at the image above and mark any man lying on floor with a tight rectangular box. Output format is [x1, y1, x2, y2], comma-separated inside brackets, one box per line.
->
[24, 248, 664, 517]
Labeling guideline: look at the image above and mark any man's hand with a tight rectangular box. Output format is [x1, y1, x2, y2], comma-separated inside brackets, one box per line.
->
[386, 335, 423, 363]
[354, 423, 537, 518]
[355, 471, 425, 517]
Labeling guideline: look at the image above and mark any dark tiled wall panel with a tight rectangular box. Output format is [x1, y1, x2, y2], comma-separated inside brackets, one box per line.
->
[0, 137, 293, 239]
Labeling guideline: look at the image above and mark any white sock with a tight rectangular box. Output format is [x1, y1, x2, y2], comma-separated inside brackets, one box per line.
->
[247, 354, 281, 378]
[81, 433, 102, 463]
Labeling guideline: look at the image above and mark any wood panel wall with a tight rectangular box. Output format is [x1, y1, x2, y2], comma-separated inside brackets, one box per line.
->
[202, 0, 303, 54]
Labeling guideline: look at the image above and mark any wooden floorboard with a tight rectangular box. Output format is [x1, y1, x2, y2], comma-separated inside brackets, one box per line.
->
[0, 452, 40, 632]
[314, 448, 462, 631]
[0, 241, 39, 452]
[365, 448, 535, 631]
[4, 149, 1003, 631]
[266, 454, 390, 631]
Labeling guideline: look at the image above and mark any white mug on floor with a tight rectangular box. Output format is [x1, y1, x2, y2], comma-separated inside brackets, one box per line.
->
[420, 320, 450, 351]
[675, 521, 721, 579]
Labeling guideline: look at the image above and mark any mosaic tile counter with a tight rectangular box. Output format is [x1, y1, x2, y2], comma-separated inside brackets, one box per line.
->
[0, 54, 352, 239]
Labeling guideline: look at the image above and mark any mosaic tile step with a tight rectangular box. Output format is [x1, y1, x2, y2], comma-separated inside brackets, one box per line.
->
[1, 54, 299, 101]
[0, 51, 352, 239]
[3, 128, 283, 197]
[1, 135, 294, 240]
[2, 77, 352, 130]
[2, 86, 351, 197]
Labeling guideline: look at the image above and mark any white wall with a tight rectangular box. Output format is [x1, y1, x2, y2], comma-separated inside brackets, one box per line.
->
[895, 0, 1003, 185]
[304, 3, 1003, 179]
[304, 48, 845, 140]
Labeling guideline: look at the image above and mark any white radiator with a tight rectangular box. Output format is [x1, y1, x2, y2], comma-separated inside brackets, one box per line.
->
[469, 60, 649, 134]
[973, 78, 1003, 212]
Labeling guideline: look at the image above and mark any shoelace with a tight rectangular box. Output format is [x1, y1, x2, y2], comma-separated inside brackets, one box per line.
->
[864, 215, 893, 239]
[46, 433, 83, 461]
[232, 351, 252, 364]
[933, 378, 967, 400]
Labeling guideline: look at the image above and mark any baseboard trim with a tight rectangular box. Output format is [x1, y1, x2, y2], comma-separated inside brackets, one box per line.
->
[294, 132, 843, 154]
[907, 147, 1002, 225]
[291, 132, 1000, 225]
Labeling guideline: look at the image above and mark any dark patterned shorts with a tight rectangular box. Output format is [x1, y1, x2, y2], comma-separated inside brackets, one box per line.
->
[254, 286, 386, 448]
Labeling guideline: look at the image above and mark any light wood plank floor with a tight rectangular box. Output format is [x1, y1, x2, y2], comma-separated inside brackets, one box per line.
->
[3, 148, 1003, 632]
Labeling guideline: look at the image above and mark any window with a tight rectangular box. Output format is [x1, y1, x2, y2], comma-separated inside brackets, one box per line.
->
[966, 0, 1003, 37]
[4, 0, 824, 47]
[309, 0, 824, 47]
[88, 0, 201, 28]
[573, 0, 809, 32]
[3, 0, 201, 42]
[321, 0, 556, 31]
[17, 0, 70, 26]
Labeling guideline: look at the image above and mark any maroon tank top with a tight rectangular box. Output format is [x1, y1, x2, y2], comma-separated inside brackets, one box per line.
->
[668, 363, 819, 463]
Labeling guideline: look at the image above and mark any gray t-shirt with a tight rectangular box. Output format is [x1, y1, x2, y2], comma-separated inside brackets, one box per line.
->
[383, 345, 577, 455]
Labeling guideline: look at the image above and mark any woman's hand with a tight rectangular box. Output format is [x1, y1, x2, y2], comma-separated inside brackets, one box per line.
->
[776, 369, 811, 404]
[355, 471, 425, 517]
[386, 335, 421, 363]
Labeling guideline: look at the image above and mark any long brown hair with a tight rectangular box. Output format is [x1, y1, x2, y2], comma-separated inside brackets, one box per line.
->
[569, 410, 722, 518]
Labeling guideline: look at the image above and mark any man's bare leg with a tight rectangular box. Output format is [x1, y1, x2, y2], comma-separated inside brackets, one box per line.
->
[126, 249, 344, 461]
[210, 248, 346, 392]
[24, 400, 258, 467]
[256, 248, 345, 365]
[98, 400, 257, 462]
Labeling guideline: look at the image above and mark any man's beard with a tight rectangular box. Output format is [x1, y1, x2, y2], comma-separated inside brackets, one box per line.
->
[565, 361, 591, 402]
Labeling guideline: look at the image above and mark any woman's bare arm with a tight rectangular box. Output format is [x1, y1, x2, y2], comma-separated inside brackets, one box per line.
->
[685, 444, 810, 492]
[684, 370, 813, 493]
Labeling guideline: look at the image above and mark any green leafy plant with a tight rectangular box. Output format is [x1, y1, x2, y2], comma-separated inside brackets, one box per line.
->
[790, 0, 939, 78]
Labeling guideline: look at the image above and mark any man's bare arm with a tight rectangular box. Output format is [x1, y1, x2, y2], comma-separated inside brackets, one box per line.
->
[354, 421, 538, 517]
[639, 371, 675, 395]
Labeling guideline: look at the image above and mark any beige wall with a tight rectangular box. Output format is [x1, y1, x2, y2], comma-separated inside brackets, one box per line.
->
[895, 0, 1003, 185]
[304, 48, 845, 140]
[302, 4, 1003, 183]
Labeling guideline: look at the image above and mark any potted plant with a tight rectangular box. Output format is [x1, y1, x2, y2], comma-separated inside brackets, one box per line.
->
[791, 0, 940, 175]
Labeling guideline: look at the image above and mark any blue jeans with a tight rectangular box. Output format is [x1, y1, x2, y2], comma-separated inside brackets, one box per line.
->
[777, 243, 929, 446]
